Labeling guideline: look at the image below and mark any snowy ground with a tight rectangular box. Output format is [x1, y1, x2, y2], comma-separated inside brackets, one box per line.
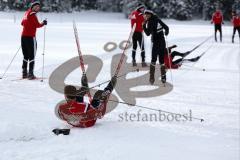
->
[0, 11, 239, 160]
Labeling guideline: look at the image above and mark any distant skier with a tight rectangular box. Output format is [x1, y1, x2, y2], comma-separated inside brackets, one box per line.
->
[21, 1, 47, 79]
[231, 12, 240, 43]
[56, 75, 117, 128]
[142, 10, 169, 85]
[211, 10, 224, 42]
[129, 4, 147, 67]
[164, 45, 201, 69]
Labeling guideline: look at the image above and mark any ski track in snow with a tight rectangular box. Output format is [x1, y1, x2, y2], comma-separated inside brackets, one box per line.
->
[0, 11, 239, 160]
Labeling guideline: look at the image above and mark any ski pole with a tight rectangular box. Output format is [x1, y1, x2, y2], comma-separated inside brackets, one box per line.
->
[165, 35, 173, 84]
[41, 24, 46, 82]
[0, 46, 21, 79]
[109, 99, 204, 122]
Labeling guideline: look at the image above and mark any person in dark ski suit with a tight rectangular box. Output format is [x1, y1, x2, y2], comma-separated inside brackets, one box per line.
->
[21, 1, 47, 79]
[56, 75, 117, 128]
[129, 4, 147, 67]
[211, 10, 224, 42]
[142, 10, 169, 85]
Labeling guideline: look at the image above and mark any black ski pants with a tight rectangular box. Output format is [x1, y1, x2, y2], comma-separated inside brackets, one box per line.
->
[214, 24, 222, 42]
[21, 36, 37, 72]
[232, 27, 240, 39]
[132, 32, 145, 62]
[151, 37, 166, 65]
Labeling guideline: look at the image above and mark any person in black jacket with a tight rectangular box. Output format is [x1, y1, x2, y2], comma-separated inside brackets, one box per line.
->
[142, 10, 169, 85]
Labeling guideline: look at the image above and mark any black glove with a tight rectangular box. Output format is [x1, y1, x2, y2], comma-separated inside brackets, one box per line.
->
[165, 30, 169, 36]
[43, 20, 47, 25]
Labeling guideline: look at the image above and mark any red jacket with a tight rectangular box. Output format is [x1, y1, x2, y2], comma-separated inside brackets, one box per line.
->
[21, 9, 44, 37]
[232, 16, 240, 27]
[212, 11, 223, 25]
[58, 100, 107, 128]
[130, 10, 144, 32]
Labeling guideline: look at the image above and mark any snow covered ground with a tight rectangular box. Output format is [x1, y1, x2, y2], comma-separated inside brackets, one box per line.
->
[0, 11, 239, 160]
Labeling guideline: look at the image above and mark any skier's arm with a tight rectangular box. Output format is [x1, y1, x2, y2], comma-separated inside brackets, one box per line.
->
[31, 13, 44, 28]
[143, 19, 155, 36]
[159, 19, 169, 36]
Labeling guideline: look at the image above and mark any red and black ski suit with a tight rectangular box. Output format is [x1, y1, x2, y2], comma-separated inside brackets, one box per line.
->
[21, 9, 44, 75]
[211, 11, 224, 42]
[58, 99, 107, 128]
[57, 77, 116, 128]
[130, 9, 145, 62]
[232, 16, 240, 42]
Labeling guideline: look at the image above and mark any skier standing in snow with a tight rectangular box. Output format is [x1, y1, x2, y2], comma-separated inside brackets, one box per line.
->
[129, 4, 147, 67]
[142, 10, 169, 85]
[211, 10, 224, 42]
[21, 1, 47, 79]
[231, 12, 240, 43]
[56, 75, 117, 128]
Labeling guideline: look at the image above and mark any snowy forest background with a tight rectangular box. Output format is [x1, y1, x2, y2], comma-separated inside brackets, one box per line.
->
[0, 0, 240, 20]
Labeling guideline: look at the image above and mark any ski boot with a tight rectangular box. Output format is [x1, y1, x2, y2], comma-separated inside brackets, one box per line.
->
[22, 68, 28, 79]
[28, 71, 36, 80]
[132, 60, 137, 67]
[160, 64, 166, 84]
[149, 63, 155, 85]
[142, 61, 148, 67]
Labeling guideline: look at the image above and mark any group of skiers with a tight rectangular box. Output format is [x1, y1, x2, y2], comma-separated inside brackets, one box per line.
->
[211, 9, 240, 43]
[20, 1, 239, 130]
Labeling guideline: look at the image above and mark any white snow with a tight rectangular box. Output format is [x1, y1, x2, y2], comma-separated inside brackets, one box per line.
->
[0, 11, 239, 160]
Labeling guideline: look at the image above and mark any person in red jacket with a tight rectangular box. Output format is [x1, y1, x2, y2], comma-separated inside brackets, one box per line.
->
[21, 1, 47, 79]
[56, 74, 117, 128]
[129, 4, 147, 67]
[211, 10, 224, 42]
[231, 12, 240, 43]
[164, 45, 200, 69]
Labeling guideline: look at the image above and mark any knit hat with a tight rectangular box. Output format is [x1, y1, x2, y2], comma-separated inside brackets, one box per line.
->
[64, 85, 77, 100]
[31, 1, 40, 8]
[144, 10, 154, 15]
[136, 4, 145, 11]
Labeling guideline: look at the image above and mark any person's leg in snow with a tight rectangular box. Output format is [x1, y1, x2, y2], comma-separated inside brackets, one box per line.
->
[28, 37, 37, 80]
[158, 38, 167, 84]
[219, 25, 223, 42]
[76, 73, 89, 103]
[132, 32, 138, 66]
[91, 76, 117, 108]
[137, 33, 147, 67]
[150, 42, 159, 85]
[21, 36, 30, 78]
[214, 24, 218, 42]
[232, 27, 237, 43]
